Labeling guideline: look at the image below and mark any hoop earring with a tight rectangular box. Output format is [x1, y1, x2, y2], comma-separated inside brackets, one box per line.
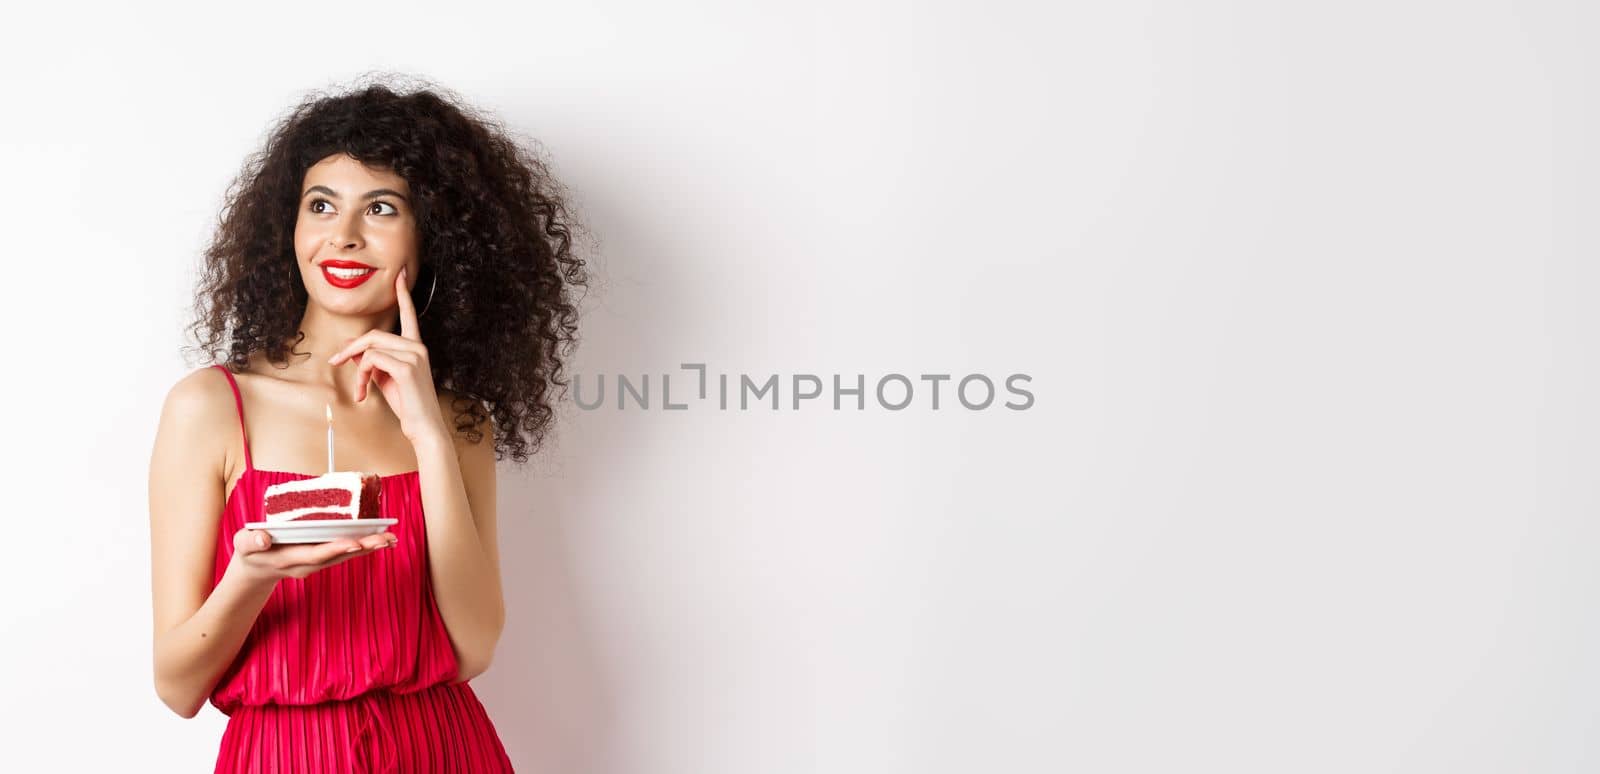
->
[417, 268, 439, 317]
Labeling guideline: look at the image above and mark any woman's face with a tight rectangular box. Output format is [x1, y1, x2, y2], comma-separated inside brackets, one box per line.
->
[293, 153, 419, 314]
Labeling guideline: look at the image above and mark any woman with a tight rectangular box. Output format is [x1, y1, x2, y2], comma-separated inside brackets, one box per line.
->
[148, 78, 588, 772]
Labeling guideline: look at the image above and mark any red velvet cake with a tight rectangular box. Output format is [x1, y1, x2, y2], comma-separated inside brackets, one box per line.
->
[263, 471, 383, 522]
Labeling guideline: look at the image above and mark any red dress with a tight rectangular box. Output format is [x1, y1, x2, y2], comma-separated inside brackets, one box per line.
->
[207, 364, 513, 772]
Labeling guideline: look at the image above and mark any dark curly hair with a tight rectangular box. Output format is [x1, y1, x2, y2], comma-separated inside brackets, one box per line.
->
[184, 74, 590, 464]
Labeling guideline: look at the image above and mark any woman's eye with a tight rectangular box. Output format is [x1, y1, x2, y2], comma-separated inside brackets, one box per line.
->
[308, 199, 396, 216]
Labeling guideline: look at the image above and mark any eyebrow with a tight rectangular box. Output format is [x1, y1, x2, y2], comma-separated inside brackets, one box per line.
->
[302, 185, 409, 202]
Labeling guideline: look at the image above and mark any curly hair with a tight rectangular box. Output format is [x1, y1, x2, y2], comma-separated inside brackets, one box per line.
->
[184, 74, 590, 465]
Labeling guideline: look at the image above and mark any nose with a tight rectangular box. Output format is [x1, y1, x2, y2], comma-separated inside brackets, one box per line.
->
[328, 213, 364, 249]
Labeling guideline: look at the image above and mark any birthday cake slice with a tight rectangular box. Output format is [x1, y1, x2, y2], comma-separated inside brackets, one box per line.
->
[263, 471, 383, 523]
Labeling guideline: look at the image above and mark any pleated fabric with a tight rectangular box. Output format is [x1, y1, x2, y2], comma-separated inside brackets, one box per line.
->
[213, 683, 512, 773]
[207, 365, 513, 772]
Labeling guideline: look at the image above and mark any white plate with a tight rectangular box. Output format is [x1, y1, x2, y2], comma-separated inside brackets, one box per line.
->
[243, 518, 398, 544]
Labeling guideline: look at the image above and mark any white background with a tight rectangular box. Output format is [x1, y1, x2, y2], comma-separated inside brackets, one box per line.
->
[1, 1, 1594, 771]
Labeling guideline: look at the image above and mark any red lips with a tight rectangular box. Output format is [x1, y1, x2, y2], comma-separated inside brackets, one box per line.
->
[319, 260, 379, 289]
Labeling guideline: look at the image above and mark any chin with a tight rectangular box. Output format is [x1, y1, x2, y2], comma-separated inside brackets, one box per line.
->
[310, 294, 374, 315]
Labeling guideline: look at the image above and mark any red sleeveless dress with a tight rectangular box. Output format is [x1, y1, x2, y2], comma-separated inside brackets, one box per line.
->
[207, 365, 514, 773]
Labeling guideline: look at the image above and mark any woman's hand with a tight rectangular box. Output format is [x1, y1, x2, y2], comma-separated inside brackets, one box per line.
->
[327, 266, 448, 445]
[229, 527, 397, 584]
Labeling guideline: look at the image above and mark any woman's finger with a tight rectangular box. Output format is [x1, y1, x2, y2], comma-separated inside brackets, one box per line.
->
[309, 533, 396, 569]
[263, 539, 365, 570]
[352, 348, 414, 402]
[360, 532, 398, 550]
[327, 329, 424, 366]
[233, 527, 273, 555]
[332, 329, 416, 363]
[312, 548, 373, 571]
[395, 266, 421, 341]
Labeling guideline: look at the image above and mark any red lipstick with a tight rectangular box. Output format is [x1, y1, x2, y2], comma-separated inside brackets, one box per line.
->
[319, 260, 379, 289]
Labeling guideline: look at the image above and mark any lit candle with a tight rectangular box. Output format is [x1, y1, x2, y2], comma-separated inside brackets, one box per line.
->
[326, 404, 334, 474]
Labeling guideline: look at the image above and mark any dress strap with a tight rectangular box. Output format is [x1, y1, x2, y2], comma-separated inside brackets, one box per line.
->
[211, 364, 255, 473]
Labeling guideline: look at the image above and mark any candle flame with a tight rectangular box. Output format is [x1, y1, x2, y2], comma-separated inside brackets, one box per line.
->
[326, 404, 333, 423]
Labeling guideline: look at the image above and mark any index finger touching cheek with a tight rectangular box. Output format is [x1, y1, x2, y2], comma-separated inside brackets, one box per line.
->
[395, 265, 420, 340]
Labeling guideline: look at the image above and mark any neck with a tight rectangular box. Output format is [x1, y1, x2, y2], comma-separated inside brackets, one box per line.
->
[288, 302, 399, 398]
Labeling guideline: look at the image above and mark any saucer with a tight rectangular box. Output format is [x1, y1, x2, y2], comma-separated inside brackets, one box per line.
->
[243, 518, 398, 545]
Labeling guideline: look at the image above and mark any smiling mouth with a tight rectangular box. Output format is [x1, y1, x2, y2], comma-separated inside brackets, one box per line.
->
[325, 266, 376, 279]
[321, 264, 380, 288]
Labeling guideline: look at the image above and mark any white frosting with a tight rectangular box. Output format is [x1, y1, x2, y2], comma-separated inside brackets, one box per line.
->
[263, 471, 371, 523]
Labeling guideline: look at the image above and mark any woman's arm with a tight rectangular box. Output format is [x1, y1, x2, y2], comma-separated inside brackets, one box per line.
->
[416, 393, 505, 683]
[326, 284, 506, 683]
[150, 371, 400, 717]
[147, 369, 276, 718]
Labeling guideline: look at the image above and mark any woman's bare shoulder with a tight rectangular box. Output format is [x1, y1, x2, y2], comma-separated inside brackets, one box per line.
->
[153, 366, 239, 486]
[162, 366, 234, 417]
